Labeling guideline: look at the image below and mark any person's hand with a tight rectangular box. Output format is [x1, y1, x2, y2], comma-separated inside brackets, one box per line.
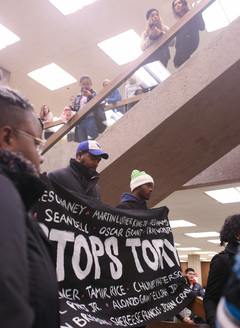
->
[135, 86, 143, 95]
[82, 89, 91, 98]
[183, 317, 194, 324]
[149, 26, 164, 37]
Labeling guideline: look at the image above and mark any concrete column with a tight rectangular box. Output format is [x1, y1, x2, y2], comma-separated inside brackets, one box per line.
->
[187, 254, 202, 285]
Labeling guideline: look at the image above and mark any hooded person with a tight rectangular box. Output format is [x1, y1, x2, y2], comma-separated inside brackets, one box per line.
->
[116, 169, 154, 210]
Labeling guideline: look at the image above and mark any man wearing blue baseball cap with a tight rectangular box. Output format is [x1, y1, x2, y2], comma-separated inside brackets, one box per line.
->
[48, 140, 108, 199]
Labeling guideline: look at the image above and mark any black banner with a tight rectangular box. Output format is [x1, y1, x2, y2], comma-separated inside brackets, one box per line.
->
[33, 176, 195, 327]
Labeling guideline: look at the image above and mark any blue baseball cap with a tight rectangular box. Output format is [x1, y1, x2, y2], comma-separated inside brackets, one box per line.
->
[76, 140, 109, 159]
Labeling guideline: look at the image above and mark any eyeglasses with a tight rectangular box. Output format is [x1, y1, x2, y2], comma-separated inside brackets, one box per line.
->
[12, 127, 46, 154]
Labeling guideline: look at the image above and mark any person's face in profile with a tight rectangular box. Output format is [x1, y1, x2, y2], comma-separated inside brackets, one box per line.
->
[135, 183, 154, 201]
[76, 151, 101, 175]
[8, 112, 44, 172]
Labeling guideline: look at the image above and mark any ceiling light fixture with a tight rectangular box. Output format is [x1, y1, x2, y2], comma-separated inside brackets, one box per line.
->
[97, 29, 142, 65]
[177, 247, 201, 251]
[27, 63, 77, 91]
[0, 24, 20, 50]
[208, 239, 221, 244]
[204, 187, 240, 204]
[48, 0, 98, 15]
[185, 231, 219, 238]
[194, 251, 217, 255]
[169, 220, 196, 228]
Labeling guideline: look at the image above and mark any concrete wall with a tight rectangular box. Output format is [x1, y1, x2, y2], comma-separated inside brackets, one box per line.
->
[41, 17, 240, 207]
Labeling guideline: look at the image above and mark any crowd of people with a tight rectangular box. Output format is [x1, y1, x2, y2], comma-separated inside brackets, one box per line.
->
[39, 0, 205, 143]
[1, 79, 240, 327]
[1, 2, 227, 328]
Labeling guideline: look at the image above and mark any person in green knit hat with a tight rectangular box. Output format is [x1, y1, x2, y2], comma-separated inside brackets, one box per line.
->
[116, 169, 154, 328]
[116, 169, 154, 210]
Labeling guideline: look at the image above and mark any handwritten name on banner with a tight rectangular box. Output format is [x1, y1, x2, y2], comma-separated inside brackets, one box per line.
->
[33, 176, 195, 327]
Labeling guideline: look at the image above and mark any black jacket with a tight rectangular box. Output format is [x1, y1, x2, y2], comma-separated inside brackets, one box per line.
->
[116, 192, 148, 210]
[173, 13, 205, 68]
[72, 89, 107, 134]
[0, 150, 59, 328]
[203, 241, 239, 328]
[48, 158, 101, 199]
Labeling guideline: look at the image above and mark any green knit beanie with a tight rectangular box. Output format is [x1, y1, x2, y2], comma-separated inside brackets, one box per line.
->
[130, 169, 154, 192]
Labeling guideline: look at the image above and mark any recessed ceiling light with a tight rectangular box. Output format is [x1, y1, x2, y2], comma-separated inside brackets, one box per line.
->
[174, 243, 181, 246]
[27, 63, 77, 90]
[170, 220, 196, 228]
[185, 232, 219, 238]
[97, 29, 142, 65]
[0, 24, 20, 50]
[208, 239, 220, 244]
[201, 259, 211, 262]
[177, 247, 201, 251]
[48, 0, 98, 15]
[204, 188, 240, 204]
[194, 251, 217, 255]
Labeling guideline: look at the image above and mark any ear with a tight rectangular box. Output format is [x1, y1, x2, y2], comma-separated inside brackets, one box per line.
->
[76, 150, 84, 161]
[0, 126, 15, 149]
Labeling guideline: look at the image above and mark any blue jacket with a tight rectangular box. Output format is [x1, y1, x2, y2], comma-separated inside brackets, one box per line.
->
[107, 88, 122, 103]
[116, 192, 148, 210]
[106, 88, 124, 113]
[191, 281, 205, 298]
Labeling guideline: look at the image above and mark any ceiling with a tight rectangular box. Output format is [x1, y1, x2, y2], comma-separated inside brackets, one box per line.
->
[1, 0, 240, 262]
[0, 0, 178, 117]
[156, 180, 240, 262]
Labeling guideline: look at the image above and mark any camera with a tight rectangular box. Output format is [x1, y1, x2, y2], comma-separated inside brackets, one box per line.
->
[81, 87, 87, 92]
